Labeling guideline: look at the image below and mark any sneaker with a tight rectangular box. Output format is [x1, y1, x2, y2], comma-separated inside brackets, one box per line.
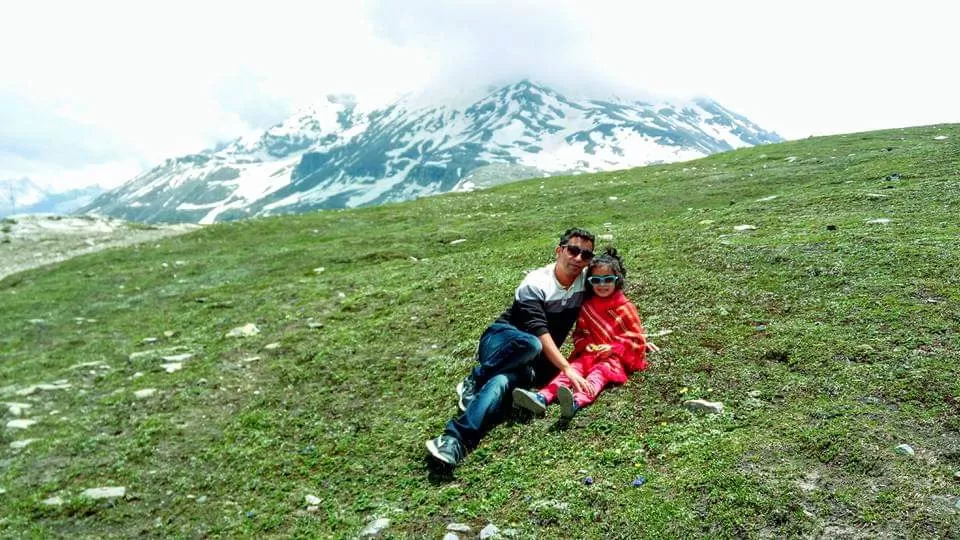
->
[512, 388, 547, 416]
[426, 434, 466, 467]
[558, 386, 579, 419]
[456, 374, 479, 413]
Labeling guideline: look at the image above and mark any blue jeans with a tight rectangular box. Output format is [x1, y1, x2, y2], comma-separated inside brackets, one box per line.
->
[445, 323, 542, 448]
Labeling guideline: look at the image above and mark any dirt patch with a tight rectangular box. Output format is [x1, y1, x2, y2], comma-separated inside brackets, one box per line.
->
[0, 214, 201, 282]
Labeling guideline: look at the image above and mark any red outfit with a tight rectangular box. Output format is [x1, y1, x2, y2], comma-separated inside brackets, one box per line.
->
[539, 290, 648, 407]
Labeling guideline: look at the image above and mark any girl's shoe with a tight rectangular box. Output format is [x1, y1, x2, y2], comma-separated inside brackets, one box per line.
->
[558, 386, 579, 419]
[512, 388, 547, 416]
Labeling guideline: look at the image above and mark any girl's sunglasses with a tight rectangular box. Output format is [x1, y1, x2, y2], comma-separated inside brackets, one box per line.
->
[588, 275, 618, 285]
[562, 244, 595, 261]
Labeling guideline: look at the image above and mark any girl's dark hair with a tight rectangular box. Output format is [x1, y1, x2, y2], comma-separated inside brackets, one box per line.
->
[588, 247, 627, 290]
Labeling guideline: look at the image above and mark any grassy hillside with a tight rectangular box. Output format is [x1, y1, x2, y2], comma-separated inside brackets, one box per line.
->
[2, 125, 958, 538]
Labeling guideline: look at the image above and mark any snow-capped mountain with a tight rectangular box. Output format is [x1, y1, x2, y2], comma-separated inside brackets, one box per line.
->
[81, 80, 781, 224]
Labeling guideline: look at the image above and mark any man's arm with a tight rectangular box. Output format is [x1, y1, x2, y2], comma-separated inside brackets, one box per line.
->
[537, 332, 589, 394]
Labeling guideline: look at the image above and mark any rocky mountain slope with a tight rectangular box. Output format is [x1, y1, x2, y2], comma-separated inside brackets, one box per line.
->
[82, 80, 781, 224]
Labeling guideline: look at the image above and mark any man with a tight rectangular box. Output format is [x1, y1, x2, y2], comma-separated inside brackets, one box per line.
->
[426, 227, 596, 468]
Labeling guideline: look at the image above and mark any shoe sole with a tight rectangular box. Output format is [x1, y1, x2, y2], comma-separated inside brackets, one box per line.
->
[456, 381, 467, 412]
[558, 386, 577, 419]
[425, 439, 456, 466]
[512, 388, 546, 416]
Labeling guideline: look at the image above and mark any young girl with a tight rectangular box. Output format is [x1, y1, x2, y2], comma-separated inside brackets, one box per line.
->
[513, 248, 654, 418]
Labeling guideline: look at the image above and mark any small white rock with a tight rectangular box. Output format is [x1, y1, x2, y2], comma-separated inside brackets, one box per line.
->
[241, 356, 261, 363]
[313, 267, 325, 274]
[196, 495, 208, 503]
[867, 218, 892, 224]
[28, 319, 46, 325]
[933, 135, 948, 140]
[359, 517, 390, 537]
[132, 372, 144, 379]
[894, 444, 915, 456]
[163, 330, 177, 338]
[480, 523, 501, 539]
[226, 323, 260, 338]
[597, 234, 614, 242]
[305, 494, 321, 505]
[161, 353, 193, 362]
[6, 419, 37, 429]
[683, 399, 725, 414]
[608, 196, 618, 201]
[81, 486, 126, 499]
[161, 363, 183, 373]
[755, 195, 778, 202]
[42, 496, 64, 506]
[698, 219, 715, 225]
[10, 439, 36, 449]
[449, 239, 467, 245]
[785, 156, 798, 162]
[443, 534, 460, 540]
[447, 523, 472, 533]
[141, 337, 159, 344]
[264, 343, 281, 350]
[134, 389, 157, 399]
[734, 224, 757, 232]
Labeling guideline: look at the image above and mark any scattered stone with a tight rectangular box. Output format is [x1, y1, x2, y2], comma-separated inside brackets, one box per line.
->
[359, 517, 391, 537]
[755, 195, 778, 202]
[954, 471, 960, 480]
[141, 337, 159, 344]
[226, 323, 260, 338]
[884, 172, 902, 181]
[632, 476, 646, 487]
[337, 292, 347, 299]
[132, 372, 144, 379]
[241, 356, 261, 363]
[650, 329, 673, 337]
[28, 319, 46, 325]
[747, 390, 762, 398]
[161, 353, 193, 362]
[683, 399, 725, 414]
[305, 494, 321, 505]
[10, 439, 36, 449]
[867, 218, 891, 224]
[161, 363, 183, 373]
[70, 361, 107, 370]
[15, 380, 72, 396]
[894, 444, 915, 456]
[583, 476, 594, 485]
[6, 402, 31, 416]
[0, 487, 5, 495]
[449, 239, 467, 245]
[196, 495, 208, 503]
[698, 219, 715, 225]
[264, 343, 281, 351]
[163, 330, 177, 338]
[934, 135, 948, 140]
[313, 267, 326, 274]
[447, 523, 472, 533]
[42, 496, 64, 506]
[866, 193, 888, 199]
[443, 533, 460, 540]
[134, 389, 157, 399]
[6, 419, 37, 429]
[734, 224, 757, 232]
[597, 234, 614, 242]
[479, 523, 501, 539]
[785, 156, 797, 162]
[307, 321, 324, 329]
[81, 486, 126, 500]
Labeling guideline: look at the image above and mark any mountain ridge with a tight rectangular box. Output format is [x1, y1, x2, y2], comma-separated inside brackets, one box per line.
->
[81, 80, 781, 223]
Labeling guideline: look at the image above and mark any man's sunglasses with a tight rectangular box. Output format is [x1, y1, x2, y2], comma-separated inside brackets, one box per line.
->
[562, 244, 595, 261]
[588, 275, 618, 285]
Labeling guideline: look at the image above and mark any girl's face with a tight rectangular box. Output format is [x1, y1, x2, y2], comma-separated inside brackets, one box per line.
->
[588, 263, 619, 298]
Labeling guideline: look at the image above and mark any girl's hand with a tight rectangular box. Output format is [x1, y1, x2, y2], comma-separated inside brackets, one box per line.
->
[586, 344, 612, 353]
[645, 341, 660, 353]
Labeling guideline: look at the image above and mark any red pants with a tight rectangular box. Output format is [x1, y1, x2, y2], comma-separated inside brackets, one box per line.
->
[539, 356, 627, 407]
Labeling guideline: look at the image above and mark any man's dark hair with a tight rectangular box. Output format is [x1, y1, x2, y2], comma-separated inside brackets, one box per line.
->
[559, 227, 595, 246]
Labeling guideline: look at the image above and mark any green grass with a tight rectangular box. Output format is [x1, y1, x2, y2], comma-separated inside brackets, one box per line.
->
[2, 125, 959, 537]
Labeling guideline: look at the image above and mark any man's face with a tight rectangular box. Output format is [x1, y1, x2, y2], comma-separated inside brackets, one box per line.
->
[555, 236, 595, 278]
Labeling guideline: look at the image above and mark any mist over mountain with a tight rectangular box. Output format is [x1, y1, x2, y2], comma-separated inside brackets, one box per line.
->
[81, 80, 781, 224]
[0, 179, 103, 218]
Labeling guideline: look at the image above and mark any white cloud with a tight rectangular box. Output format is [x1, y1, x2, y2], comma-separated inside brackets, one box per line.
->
[1, 0, 958, 191]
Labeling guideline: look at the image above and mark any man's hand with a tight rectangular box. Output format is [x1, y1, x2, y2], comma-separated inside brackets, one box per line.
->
[564, 366, 589, 394]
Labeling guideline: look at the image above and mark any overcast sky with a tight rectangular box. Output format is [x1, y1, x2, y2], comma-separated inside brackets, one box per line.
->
[2, 0, 957, 191]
